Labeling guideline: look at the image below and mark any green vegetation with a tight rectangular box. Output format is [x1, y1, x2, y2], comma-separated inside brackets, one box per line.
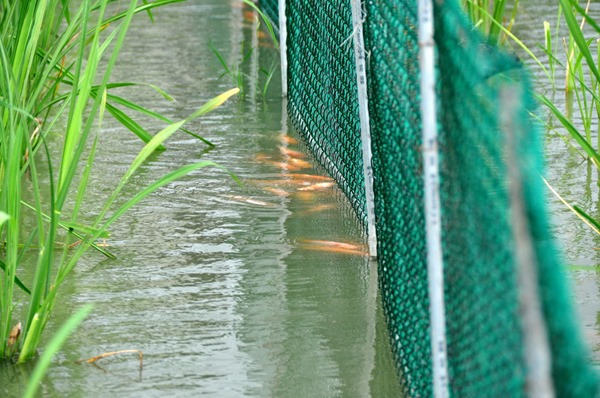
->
[212, 0, 279, 100]
[462, 0, 518, 45]
[462, 0, 600, 235]
[0, 0, 238, 365]
[532, 0, 600, 230]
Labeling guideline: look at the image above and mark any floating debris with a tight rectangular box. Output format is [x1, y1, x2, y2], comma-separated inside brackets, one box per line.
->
[76, 349, 144, 379]
[7, 322, 21, 349]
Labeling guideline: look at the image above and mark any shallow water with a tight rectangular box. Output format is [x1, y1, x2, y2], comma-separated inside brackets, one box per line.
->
[1, 2, 401, 397]
[512, 2, 600, 361]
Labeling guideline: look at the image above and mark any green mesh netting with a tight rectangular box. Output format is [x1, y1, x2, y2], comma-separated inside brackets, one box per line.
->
[286, 2, 367, 223]
[259, 0, 600, 396]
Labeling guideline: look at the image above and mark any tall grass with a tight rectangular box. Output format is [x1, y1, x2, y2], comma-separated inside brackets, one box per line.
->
[0, 0, 238, 363]
[462, 0, 518, 45]
[537, 0, 600, 229]
[464, 0, 600, 233]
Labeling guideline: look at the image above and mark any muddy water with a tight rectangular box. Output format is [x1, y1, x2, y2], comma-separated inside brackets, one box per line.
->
[1, 1, 401, 397]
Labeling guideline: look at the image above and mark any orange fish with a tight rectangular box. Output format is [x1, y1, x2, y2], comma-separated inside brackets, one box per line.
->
[298, 204, 336, 215]
[254, 155, 302, 171]
[243, 10, 256, 22]
[295, 190, 317, 202]
[279, 146, 306, 159]
[249, 179, 312, 187]
[288, 158, 312, 169]
[297, 182, 335, 191]
[299, 240, 364, 250]
[286, 173, 333, 182]
[298, 240, 367, 256]
[280, 135, 299, 145]
[224, 195, 271, 206]
[264, 187, 290, 197]
[266, 161, 304, 171]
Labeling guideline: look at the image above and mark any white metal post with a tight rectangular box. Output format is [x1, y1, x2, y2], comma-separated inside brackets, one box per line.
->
[278, 0, 288, 97]
[350, 0, 378, 258]
[502, 87, 555, 398]
[418, 0, 450, 397]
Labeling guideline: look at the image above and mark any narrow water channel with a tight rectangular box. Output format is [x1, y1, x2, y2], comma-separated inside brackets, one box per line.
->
[1, 1, 402, 397]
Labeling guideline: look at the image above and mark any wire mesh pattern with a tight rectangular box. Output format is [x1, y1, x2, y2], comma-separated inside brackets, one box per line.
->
[259, 0, 600, 396]
[286, 1, 367, 224]
[434, 4, 527, 396]
[362, 2, 433, 396]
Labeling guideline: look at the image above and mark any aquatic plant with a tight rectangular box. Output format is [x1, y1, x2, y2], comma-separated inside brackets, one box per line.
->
[463, 0, 600, 235]
[0, 0, 238, 364]
[212, 0, 279, 100]
[462, 0, 518, 45]
[531, 0, 600, 230]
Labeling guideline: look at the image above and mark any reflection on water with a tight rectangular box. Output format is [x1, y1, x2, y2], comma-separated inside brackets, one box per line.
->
[0, 1, 401, 397]
[511, 2, 600, 361]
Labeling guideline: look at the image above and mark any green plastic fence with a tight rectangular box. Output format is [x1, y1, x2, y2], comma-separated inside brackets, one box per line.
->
[259, 0, 600, 396]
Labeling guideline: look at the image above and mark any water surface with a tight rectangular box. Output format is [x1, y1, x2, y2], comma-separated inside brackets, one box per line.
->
[1, 1, 401, 397]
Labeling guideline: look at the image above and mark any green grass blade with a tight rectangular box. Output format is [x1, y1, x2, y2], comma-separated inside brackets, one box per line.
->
[106, 94, 214, 146]
[488, 0, 507, 45]
[101, 162, 236, 231]
[18, 204, 115, 260]
[0, 260, 31, 295]
[241, 0, 279, 48]
[0, 213, 29, 295]
[22, 305, 93, 397]
[559, 0, 600, 83]
[118, 88, 239, 187]
[537, 94, 600, 167]
[210, 44, 232, 76]
[544, 178, 600, 235]
[570, 0, 600, 34]
[105, 101, 163, 148]
[101, 0, 185, 26]
[573, 205, 600, 232]
[142, 0, 155, 23]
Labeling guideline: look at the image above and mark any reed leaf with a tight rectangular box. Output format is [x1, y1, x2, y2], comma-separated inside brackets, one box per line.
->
[559, 0, 600, 84]
[241, 0, 278, 48]
[22, 305, 92, 398]
[106, 93, 214, 146]
[537, 94, 600, 167]
[0, 260, 30, 295]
